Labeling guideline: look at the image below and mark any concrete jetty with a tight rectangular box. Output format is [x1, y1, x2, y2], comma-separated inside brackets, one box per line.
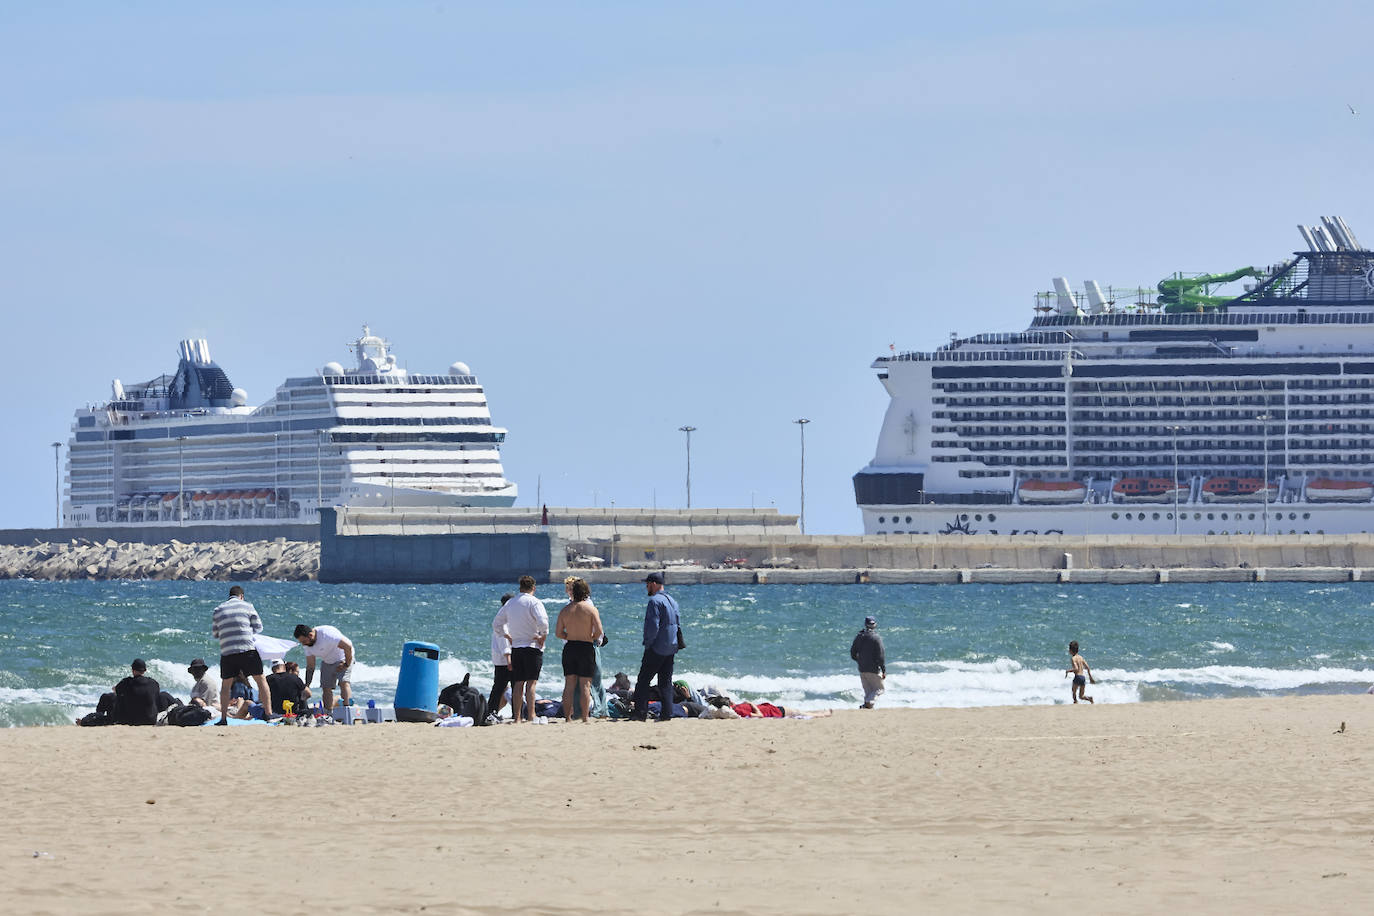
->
[0, 538, 318, 581]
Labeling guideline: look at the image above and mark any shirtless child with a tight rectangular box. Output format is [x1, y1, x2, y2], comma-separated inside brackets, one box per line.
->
[555, 578, 604, 723]
[1065, 640, 1097, 704]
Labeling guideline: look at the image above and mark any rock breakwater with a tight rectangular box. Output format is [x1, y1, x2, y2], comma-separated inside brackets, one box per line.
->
[0, 538, 319, 581]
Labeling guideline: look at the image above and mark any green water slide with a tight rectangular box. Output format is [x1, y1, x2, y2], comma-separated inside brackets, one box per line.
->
[1157, 266, 1265, 312]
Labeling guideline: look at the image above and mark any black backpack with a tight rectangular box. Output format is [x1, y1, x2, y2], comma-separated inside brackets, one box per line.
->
[168, 704, 213, 727]
[438, 674, 488, 724]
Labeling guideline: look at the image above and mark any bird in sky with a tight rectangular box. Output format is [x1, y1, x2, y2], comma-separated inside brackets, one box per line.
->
[1349, 103, 1358, 115]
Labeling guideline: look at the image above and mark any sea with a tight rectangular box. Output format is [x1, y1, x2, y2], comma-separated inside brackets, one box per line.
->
[3, 579, 1374, 727]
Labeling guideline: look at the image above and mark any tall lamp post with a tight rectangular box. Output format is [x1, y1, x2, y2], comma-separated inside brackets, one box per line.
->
[1255, 413, 1272, 535]
[1166, 425, 1183, 536]
[794, 418, 811, 534]
[678, 425, 696, 508]
[51, 441, 61, 528]
[177, 436, 187, 526]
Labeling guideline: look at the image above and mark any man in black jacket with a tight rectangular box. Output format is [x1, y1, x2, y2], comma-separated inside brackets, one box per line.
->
[849, 617, 886, 709]
[265, 658, 307, 714]
[113, 658, 161, 725]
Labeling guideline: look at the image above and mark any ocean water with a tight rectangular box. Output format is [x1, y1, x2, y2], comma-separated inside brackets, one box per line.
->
[3, 579, 1374, 726]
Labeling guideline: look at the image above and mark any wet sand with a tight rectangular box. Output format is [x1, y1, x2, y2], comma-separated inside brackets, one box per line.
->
[2, 695, 1372, 914]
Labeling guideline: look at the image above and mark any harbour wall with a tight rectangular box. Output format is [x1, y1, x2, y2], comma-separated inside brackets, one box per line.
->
[0, 523, 319, 547]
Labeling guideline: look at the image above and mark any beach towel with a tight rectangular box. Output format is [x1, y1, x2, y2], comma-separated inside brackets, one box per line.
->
[254, 634, 299, 663]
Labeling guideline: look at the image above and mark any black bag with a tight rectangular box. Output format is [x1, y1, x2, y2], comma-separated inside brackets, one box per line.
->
[676, 623, 686, 652]
[438, 674, 488, 724]
[169, 704, 212, 727]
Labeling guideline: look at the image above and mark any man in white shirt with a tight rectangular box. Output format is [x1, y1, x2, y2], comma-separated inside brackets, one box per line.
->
[492, 575, 548, 723]
[293, 623, 356, 711]
[187, 658, 219, 711]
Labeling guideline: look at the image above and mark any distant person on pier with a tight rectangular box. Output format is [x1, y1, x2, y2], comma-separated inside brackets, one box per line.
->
[212, 585, 274, 726]
[1066, 640, 1097, 704]
[850, 616, 886, 709]
[294, 623, 356, 711]
[487, 592, 515, 719]
[631, 572, 681, 722]
[113, 658, 161, 726]
[556, 577, 605, 723]
[493, 576, 549, 723]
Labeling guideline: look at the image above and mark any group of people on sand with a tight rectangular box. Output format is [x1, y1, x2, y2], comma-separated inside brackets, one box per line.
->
[78, 583, 361, 726]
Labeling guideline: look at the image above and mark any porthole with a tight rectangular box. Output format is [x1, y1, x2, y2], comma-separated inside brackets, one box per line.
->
[1152, 512, 1160, 520]
[1221, 513, 1229, 520]
[960, 514, 969, 521]
[1137, 513, 1146, 521]
[905, 516, 913, 524]
[1248, 513, 1255, 520]
[1288, 512, 1297, 520]
[1194, 513, 1202, 520]
[974, 514, 983, 521]
[878, 516, 886, 524]
[1207, 513, 1215, 520]
[988, 514, 997, 522]
[1111, 512, 1120, 520]
[1303, 512, 1311, 520]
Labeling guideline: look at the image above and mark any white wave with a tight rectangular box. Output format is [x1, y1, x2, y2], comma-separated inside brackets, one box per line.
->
[1208, 641, 1236, 652]
[1176, 603, 1193, 608]
[152, 628, 187, 636]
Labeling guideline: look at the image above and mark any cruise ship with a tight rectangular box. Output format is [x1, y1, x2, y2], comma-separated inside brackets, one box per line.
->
[853, 218, 1374, 536]
[63, 328, 517, 527]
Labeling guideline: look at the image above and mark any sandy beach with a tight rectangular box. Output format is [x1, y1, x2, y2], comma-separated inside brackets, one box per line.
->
[2, 695, 1372, 914]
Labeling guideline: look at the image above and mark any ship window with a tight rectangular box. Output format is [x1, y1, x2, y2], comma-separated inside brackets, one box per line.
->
[905, 516, 912, 524]
[877, 516, 885, 524]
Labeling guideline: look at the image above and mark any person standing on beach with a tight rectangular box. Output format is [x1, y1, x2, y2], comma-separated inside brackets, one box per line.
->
[113, 658, 160, 726]
[556, 577, 605, 723]
[631, 572, 680, 722]
[487, 592, 516, 720]
[492, 576, 548, 723]
[1066, 640, 1097, 704]
[293, 623, 356, 711]
[211, 585, 273, 726]
[850, 616, 886, 709]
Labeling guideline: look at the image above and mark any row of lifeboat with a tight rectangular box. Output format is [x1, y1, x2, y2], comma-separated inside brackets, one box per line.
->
[1017, 477, 1374, 505]
[104, 490, 301, 523]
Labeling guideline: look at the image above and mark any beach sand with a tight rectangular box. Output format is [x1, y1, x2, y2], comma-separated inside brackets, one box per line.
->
[2, 695, 1372, 914]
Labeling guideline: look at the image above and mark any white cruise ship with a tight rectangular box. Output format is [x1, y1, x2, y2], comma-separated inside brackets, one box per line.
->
[63, 327, 517, 527]
[854, 218, 1374, 536]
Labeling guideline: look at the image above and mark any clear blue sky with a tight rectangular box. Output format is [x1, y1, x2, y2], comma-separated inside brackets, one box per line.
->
[5, 2, 1372, 534]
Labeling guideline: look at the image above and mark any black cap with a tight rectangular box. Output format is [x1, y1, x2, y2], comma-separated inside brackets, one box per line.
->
[864, 616, 876, 628]
[187, 658, 208, 673]
[645, 572, 665, 584]
[131, 658, 147, 671]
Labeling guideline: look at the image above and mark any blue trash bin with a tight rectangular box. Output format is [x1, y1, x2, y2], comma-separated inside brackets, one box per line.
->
[394, 640, 441, 722]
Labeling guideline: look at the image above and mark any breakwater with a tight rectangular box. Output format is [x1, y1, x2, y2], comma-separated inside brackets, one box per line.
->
[0, 538, 318, 581]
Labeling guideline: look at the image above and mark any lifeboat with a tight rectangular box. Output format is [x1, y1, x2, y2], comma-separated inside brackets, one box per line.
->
[1112, 477, 1187, 503]
[1201, 477, 1278, 503]
[1017, 479, 1088, 504]
[1305, 478, 1374, 503]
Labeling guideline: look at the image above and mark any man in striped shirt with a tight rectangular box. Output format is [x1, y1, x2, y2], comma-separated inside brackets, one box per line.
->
[211, 585, 274, 725]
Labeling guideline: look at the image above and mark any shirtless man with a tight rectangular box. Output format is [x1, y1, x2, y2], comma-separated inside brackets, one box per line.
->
[555, 578, 604, 723]
[1066, 640, 1097, 704]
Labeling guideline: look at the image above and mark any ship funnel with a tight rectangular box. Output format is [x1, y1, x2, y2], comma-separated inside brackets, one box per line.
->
[1321, 216, 1354, 250]
[1051, 277, 1082, 315]
[112, 378, 125, 400]
[1298, 224, 1319, 251]
[1084, 280, 1108, 314]
[1334, 216, 1364, 251]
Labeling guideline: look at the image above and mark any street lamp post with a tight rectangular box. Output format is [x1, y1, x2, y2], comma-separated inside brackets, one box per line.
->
[177, 436, 186, 526]
[794, 418, 811, 534]
[316, 431, 324, 519]
[678, 426, 696, 508]
[51, 442, 61, 528]
[1166, 425, 1183, 536]
[1256, 413, 1271, 535]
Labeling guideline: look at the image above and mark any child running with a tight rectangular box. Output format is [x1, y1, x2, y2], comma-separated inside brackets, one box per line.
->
[1065, 640, 1097, 704]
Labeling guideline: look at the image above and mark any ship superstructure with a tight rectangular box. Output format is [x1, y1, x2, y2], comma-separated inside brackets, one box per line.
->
[854, 218, 1374, 536]
[63, 327, 517, 527]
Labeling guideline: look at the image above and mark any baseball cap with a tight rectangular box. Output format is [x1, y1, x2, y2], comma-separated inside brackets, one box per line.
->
[644, 572, 664, 584]
[864, 616, 876, 628]
[131, 658, 147, 671]
[270, 658, 286, 669]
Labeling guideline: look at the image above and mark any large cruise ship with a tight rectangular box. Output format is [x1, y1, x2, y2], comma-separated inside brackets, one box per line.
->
[854, 218, 1374, 536]
[63, 328, 517, 527]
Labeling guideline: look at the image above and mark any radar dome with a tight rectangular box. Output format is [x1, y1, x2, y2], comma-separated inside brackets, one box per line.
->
[449, 361, 471, 376]
[322, 361, 345, 376]
[230, 388, 249, 407]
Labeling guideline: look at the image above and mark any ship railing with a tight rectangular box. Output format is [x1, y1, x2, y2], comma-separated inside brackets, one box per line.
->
[888, 348, 1083, 363]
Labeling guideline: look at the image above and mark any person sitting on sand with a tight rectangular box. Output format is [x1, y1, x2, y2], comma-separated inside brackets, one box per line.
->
[113, 658, 161, 726]
[265, 658, 307, 715]
[609, 672, 633, 700]
[1066, 640, 1098, 704]
[226, 673, 258, 719]
[283, 661, 312, 705]
[187, 658, 218, 711]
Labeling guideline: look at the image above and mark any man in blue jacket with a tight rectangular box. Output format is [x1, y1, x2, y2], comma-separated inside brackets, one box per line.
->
[631, 572, 680, 721]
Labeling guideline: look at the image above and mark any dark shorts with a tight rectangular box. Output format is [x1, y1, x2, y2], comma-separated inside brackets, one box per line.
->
[562, 640, 596, 678]
[510, 646, 543, 682]
[1073, 674, 1086, 687]
[220, 649, 264, 680]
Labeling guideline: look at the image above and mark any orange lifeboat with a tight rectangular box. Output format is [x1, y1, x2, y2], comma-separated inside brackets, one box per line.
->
[1305, 478, 1373, 503]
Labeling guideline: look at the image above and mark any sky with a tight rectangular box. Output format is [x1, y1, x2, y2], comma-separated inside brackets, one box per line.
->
[4, 1, 1373, 535]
